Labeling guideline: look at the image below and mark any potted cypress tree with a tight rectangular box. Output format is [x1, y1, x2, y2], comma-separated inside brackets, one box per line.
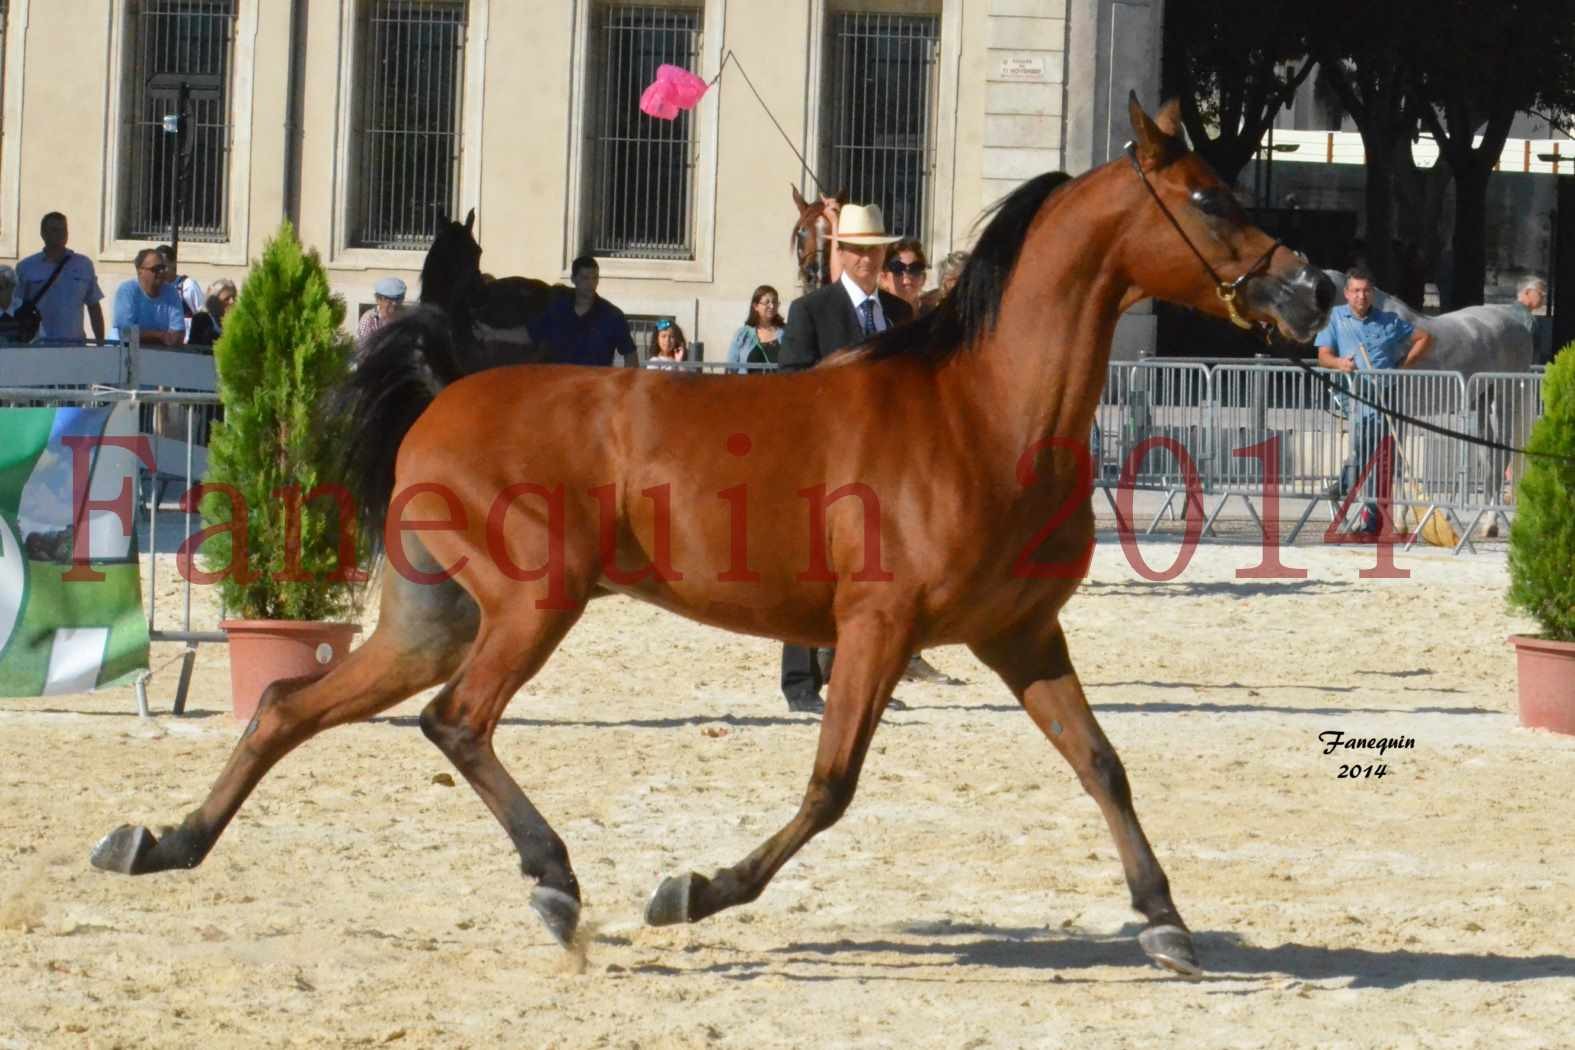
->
[196, 222, 367, 719]
[1507, 347, 1575, 734]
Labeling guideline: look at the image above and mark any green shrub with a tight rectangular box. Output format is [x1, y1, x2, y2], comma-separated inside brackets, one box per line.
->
[199, 222, 366, 621]
[1508, 347, 1575, 641]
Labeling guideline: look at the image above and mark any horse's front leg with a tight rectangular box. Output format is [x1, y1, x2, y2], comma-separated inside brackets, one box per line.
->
[645, 611, 911, 926]
[972, 622, 1200, 977]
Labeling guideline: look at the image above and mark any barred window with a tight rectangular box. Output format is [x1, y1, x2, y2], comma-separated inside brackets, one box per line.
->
[822, 11, 941, 244]
[352, 0, 467, 250]
[122, 0, 236, 243]
[586, 4, 702, 261]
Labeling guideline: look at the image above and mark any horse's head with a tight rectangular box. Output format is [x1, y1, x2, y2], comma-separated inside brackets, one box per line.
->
[790, 186, 845, 290]
[1121, 95, 1333, 344]
[421, 207, 483, 306]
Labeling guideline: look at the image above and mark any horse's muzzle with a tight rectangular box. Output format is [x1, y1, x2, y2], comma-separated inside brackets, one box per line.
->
[1250, 265, 1334, 343]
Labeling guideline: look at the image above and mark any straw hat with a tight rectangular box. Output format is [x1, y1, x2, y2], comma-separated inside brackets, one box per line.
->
[833, 203, 901, 246]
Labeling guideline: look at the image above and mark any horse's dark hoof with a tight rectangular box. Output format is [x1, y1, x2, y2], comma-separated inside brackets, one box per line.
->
[1138, 923, 1203, 978]
[645, 872, 705, 926]
[529, 886, 581, 949]
[90, 825, 158, 875]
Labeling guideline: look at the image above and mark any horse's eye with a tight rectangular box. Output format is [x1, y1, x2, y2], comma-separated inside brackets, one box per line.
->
[1192, 190, 1241, 221]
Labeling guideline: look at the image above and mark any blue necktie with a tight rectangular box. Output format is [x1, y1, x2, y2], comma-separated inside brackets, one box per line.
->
[858, 298, 877, 336]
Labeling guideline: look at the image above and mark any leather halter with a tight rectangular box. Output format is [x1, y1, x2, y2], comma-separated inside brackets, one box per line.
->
[1125, 143, 1289, 331]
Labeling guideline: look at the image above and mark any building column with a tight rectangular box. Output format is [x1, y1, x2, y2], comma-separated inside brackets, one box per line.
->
[1065, 0, 1164, 360]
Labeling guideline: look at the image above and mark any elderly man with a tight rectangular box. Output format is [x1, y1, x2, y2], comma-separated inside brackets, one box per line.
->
[109, 248, 186, 346]
[0, 265, 21, 342]
[774, 203, 914, 714]
[357, 277, 406, 346]
[1316, 265, 1433, 537]
[1515, 276, 1553, 363]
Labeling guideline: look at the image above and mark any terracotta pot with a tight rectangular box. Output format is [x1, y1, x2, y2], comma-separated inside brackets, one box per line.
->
[1508, 635, 1575, 736]
[221, 620, 362, 721]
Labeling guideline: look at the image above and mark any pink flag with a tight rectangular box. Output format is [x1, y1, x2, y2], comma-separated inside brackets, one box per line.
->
[639, 64, 710, 121]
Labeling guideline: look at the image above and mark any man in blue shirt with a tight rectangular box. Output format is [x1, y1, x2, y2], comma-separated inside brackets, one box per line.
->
[529, 255, 636, 367]
[109, 248, 186, 346]
[1315, 266, 1432, 535]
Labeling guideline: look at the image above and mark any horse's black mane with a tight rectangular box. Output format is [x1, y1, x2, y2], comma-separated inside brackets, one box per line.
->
[858, 170, 1075, 364]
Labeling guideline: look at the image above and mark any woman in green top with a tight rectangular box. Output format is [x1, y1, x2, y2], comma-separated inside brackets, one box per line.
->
[725, 285, 785, 373]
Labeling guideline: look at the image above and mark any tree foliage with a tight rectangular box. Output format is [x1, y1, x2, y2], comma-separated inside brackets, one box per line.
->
[200, 222, 366, 621]
[1161, 0, 1315, 185]
[1508, 347, 1575, 641]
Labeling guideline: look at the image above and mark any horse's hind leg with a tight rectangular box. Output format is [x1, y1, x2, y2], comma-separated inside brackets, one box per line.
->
[972, 624, 1200, 978]
[645, 613, 910, 927]
[90, 564, 478, 875]
[417, 605, 587, 948]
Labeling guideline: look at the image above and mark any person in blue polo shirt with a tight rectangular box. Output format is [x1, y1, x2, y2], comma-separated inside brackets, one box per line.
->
[109, 248, 186, 346]
[529, 255, 637, 367]
[1315, 265, 1432, 536]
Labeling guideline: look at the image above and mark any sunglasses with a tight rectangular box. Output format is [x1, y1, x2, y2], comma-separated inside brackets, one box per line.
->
[654, 319, 673, 331]
[885, 260, 928, 277]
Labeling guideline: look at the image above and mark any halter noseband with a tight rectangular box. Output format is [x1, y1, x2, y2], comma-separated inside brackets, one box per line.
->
[1125, 143, 1289, 332]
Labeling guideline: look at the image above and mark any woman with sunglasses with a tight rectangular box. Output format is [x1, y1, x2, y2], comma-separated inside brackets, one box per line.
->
[878, 238, 929, 316]
[645, 318, 689, 370]
[725, 285, 785, 373]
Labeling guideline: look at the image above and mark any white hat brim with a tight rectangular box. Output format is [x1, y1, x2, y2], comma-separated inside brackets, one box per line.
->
[833, 233, 902, 246]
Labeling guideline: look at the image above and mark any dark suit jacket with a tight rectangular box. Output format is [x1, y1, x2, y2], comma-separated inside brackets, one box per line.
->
[779, 282, 914, 371]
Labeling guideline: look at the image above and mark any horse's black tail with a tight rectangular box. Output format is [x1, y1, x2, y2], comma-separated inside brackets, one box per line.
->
[334, 304, 466, 548]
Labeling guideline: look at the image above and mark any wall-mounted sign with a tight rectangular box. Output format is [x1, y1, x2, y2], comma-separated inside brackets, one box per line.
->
[997, 54, 1047, 82]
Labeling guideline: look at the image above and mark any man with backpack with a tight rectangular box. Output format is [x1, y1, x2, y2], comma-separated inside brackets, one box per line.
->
[14, 212, 106, 344]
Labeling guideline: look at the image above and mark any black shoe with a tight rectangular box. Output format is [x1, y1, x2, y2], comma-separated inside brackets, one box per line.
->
[885, 696, 910, 712]
[785, 692, 824, 714]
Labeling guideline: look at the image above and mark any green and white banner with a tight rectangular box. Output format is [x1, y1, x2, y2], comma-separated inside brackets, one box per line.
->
[0, 404, 149, 696]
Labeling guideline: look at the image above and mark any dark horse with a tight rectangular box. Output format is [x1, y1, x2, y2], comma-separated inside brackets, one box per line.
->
[91, 99, 1333, 977]
[408, 208, 572, 373]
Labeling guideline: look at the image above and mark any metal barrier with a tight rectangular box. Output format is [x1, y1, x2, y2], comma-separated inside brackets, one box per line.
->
[1, 337, 222, 717]
[1460, 371, 1544, 542]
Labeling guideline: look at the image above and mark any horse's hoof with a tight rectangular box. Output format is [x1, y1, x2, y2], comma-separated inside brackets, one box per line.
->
[529, 886, 581, 949]
[1138, 923, 1203, 978]
[90, 825, 158, 875]
[644, 872, 703, 927]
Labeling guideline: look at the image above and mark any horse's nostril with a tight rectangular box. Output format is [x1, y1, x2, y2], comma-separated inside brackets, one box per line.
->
[1310, 269, 1336, 311]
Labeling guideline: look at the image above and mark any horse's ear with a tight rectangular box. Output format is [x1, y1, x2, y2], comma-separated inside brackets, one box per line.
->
[435, 206, 448, 226]
[464, 208, 475, 231]
[791, 184, 808, 212]
[1155, 99, 1184, 139]
[1128, 91, 1181, 169]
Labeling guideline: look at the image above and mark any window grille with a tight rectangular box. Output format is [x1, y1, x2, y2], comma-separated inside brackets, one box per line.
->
[587, 5, 702, 260]
[823, 11, 940, 244]
[122, 0, 236, 243]
[353, 0, 467, 250]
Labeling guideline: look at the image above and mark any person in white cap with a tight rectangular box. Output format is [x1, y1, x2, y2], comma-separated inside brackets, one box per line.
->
[357, 276, 407, 346]
[776, 202, 914, 714]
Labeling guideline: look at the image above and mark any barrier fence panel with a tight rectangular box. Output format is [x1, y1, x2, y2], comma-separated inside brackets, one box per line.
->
[1462, 371, 1545, 538]
[1, 338, 223, 716]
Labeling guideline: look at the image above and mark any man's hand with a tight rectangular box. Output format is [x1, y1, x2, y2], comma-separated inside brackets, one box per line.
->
[1316, 345, 1354, 373]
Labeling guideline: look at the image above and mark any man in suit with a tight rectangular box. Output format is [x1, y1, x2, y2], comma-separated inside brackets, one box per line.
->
[778, 203, 913, 714]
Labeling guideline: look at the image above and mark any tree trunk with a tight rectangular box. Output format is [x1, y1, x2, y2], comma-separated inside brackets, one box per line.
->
[1362, 145, 1398, 290]
[1451, 164, 1492, 307]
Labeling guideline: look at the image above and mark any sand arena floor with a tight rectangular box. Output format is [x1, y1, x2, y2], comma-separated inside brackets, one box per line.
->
[2, 538, 1573, 1049]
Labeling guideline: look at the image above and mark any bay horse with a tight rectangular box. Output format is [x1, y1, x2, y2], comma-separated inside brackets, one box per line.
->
[90, 97, 1333, 978]
[789, 185, 843, 291]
